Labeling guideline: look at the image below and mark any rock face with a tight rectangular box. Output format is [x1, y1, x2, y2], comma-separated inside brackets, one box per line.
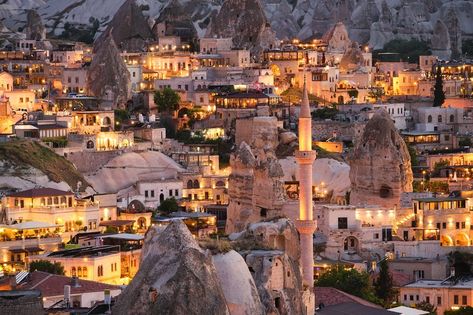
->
[113, 221, 230, 315]
[213, 250, 265, 315]
[25, 10, 45, 40]
[87, 34, 131, 108]
[349, 110, 413, 208]
[207, 0, 277, 58]
[431, 19, 452, 60]
[231, 219, 304, 315]
[94, 0, 154, 52]
[227, 117, 286, 233]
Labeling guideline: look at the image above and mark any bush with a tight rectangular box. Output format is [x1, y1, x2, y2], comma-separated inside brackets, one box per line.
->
[157, 197, 179, 215]
[30, 260, 65, 275]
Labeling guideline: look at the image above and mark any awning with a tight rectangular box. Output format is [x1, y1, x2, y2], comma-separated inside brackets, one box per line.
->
[8, 247, 43, 254]
[7, 221, 62, 230]
[99, 220, 134, 227]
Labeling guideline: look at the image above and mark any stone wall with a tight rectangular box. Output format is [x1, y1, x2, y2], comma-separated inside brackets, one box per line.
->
[66, 150, 122, 174]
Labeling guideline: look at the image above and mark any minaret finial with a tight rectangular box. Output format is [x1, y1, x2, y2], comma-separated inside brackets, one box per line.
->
[300, 71, 310, 118]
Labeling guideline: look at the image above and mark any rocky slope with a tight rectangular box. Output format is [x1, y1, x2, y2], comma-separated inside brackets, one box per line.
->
[114, 219, 307, 314]
[1, 0, 472, 50]
[0, 139, 92, 194]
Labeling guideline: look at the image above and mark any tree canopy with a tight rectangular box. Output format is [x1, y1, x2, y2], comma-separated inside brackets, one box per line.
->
[445, 306, 473, 315]
[316, 264, 379, 304]
[374, 39, 431, 63]
[154, 88, 180, 114]
[157, 197, 179, 215]
[373, 260, 396, 306]
[30, 260, 65, 275]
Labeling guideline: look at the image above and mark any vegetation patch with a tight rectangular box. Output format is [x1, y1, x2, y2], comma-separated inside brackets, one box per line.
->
[0, 139, 89, 191]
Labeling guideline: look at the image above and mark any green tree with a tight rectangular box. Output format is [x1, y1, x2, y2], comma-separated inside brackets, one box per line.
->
[448, 251, 473, 278]
[445, 306, 473, 315]
[30, 260, 65, 275]
[157, 197, 179, 215]
[415, 301, 437, 315]
[368, 86, 385, 102]
[433, 66, 446, 107]
[312, 107, 339, 120]
[316, 264, 378, 303]
[459, 137, 473, 147]
[154, 88, 180, 114]
[374, 39, 431, 63]
[373, 260, 396, 306]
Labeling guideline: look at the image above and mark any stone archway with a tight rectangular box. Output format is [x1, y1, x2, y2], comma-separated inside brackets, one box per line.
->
[343, 236, 359, 253]
[137, 217, 147, 229]
[441, 234, 454, 246]
[455, 232, 470, 246]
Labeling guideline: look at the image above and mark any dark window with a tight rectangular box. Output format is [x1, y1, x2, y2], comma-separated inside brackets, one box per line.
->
[145, 190, 149, 198]
[426, 296, 430, 304]
[338, 217, 348, 229]
[454, 295, 459, 305]
[410, 295, 414, 301]
[437, 296, 442, 305]
[463, 295, 467, 305]
[456, 222, 460, 229]
[260, 208, 267, 217]
[151, 190, 155, 198]
[175, 189, 178, 196]
[442, 222, 447, 229]
[437, 222, 441, 229]
[169, 189, 173, 196]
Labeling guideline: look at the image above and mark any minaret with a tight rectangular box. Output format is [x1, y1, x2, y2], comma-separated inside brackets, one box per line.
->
[295, 75, 316, 312]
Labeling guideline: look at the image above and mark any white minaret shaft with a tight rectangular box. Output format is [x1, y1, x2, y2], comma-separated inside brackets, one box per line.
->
[295, 75, 316, 291]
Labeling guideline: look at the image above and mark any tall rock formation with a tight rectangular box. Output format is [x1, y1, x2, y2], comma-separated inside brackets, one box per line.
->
[113, 221, 230, 315]
[25, 9, 45, 41]
[87, 34, 131, 108]
[226, 116, 286, 234]
[431, 19, 452, 60]
[207, 0, 277, 59]
[349, 110, 413, 208]
[94, 0, 154, 52]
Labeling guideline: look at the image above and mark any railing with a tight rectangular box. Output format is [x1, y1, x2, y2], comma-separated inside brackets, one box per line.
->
[0, 236, 62, 249]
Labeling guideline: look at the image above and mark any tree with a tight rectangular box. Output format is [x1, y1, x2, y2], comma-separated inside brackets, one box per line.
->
[157, 197, 179, 215]
[154, 88, 180, 114]
[433, 66, 445, 107]
[445, 306, 473, 315]
[368, 86, 385, 102]
[30, 260, 65, 275]
[373, 260, 396, 306]
[459, 137, 472, 148]
[316, 264, 378, 303]
[312, 107, 339, 120]
[448, 251, 473, 278]
[415, 301, 437, 315]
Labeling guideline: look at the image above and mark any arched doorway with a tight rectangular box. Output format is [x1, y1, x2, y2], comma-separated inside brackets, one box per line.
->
[159, 193, 165, 202]
[455, 233, 470, 246]
[137, 217, 147, 230]
[343, 236, 359, 253]
[441, 235, 454, 246]
[338, 95, 344, 104]
[86, 140, 94, 149]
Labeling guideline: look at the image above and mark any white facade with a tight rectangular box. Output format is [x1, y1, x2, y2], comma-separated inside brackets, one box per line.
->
[372, 103, 407, 130]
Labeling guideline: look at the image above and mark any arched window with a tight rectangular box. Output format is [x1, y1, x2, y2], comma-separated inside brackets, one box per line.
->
[77, 267, 82, 277]
[86, 140, 94, 149]
[60, 196, 66, 204]
[450, 114, 455, 123]
[438, 115, 442, 123]
[53, 197, 59, 204]
[159, 193, 164, 202]
[82, 266, 87, 278]
[193, 180, 200, 189]
[71, 267, 76, 277]
[215, 180, 225, 187]
[47, 197, 52, 205]
[187, 180, 193, 189]
[428, 115, 432, 123]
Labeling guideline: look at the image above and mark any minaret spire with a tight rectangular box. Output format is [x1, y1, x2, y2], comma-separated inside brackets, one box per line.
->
[295, 70, 316, 314]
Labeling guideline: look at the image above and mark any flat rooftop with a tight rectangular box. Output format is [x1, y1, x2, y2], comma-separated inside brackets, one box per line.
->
[405, 279, 473, 289]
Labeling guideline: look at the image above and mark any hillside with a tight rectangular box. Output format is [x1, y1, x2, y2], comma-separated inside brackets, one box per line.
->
[0, 0, 471, 50]
[0, 139, 89, 192]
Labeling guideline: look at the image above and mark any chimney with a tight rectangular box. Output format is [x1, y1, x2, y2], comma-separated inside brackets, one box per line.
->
[71, 276, 80, 288]
[64, 285, 71, 308]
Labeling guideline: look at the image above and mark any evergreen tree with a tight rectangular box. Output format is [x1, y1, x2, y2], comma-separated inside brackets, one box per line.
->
[433, 66, 445, 107]
[373, 259, 396, 306]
